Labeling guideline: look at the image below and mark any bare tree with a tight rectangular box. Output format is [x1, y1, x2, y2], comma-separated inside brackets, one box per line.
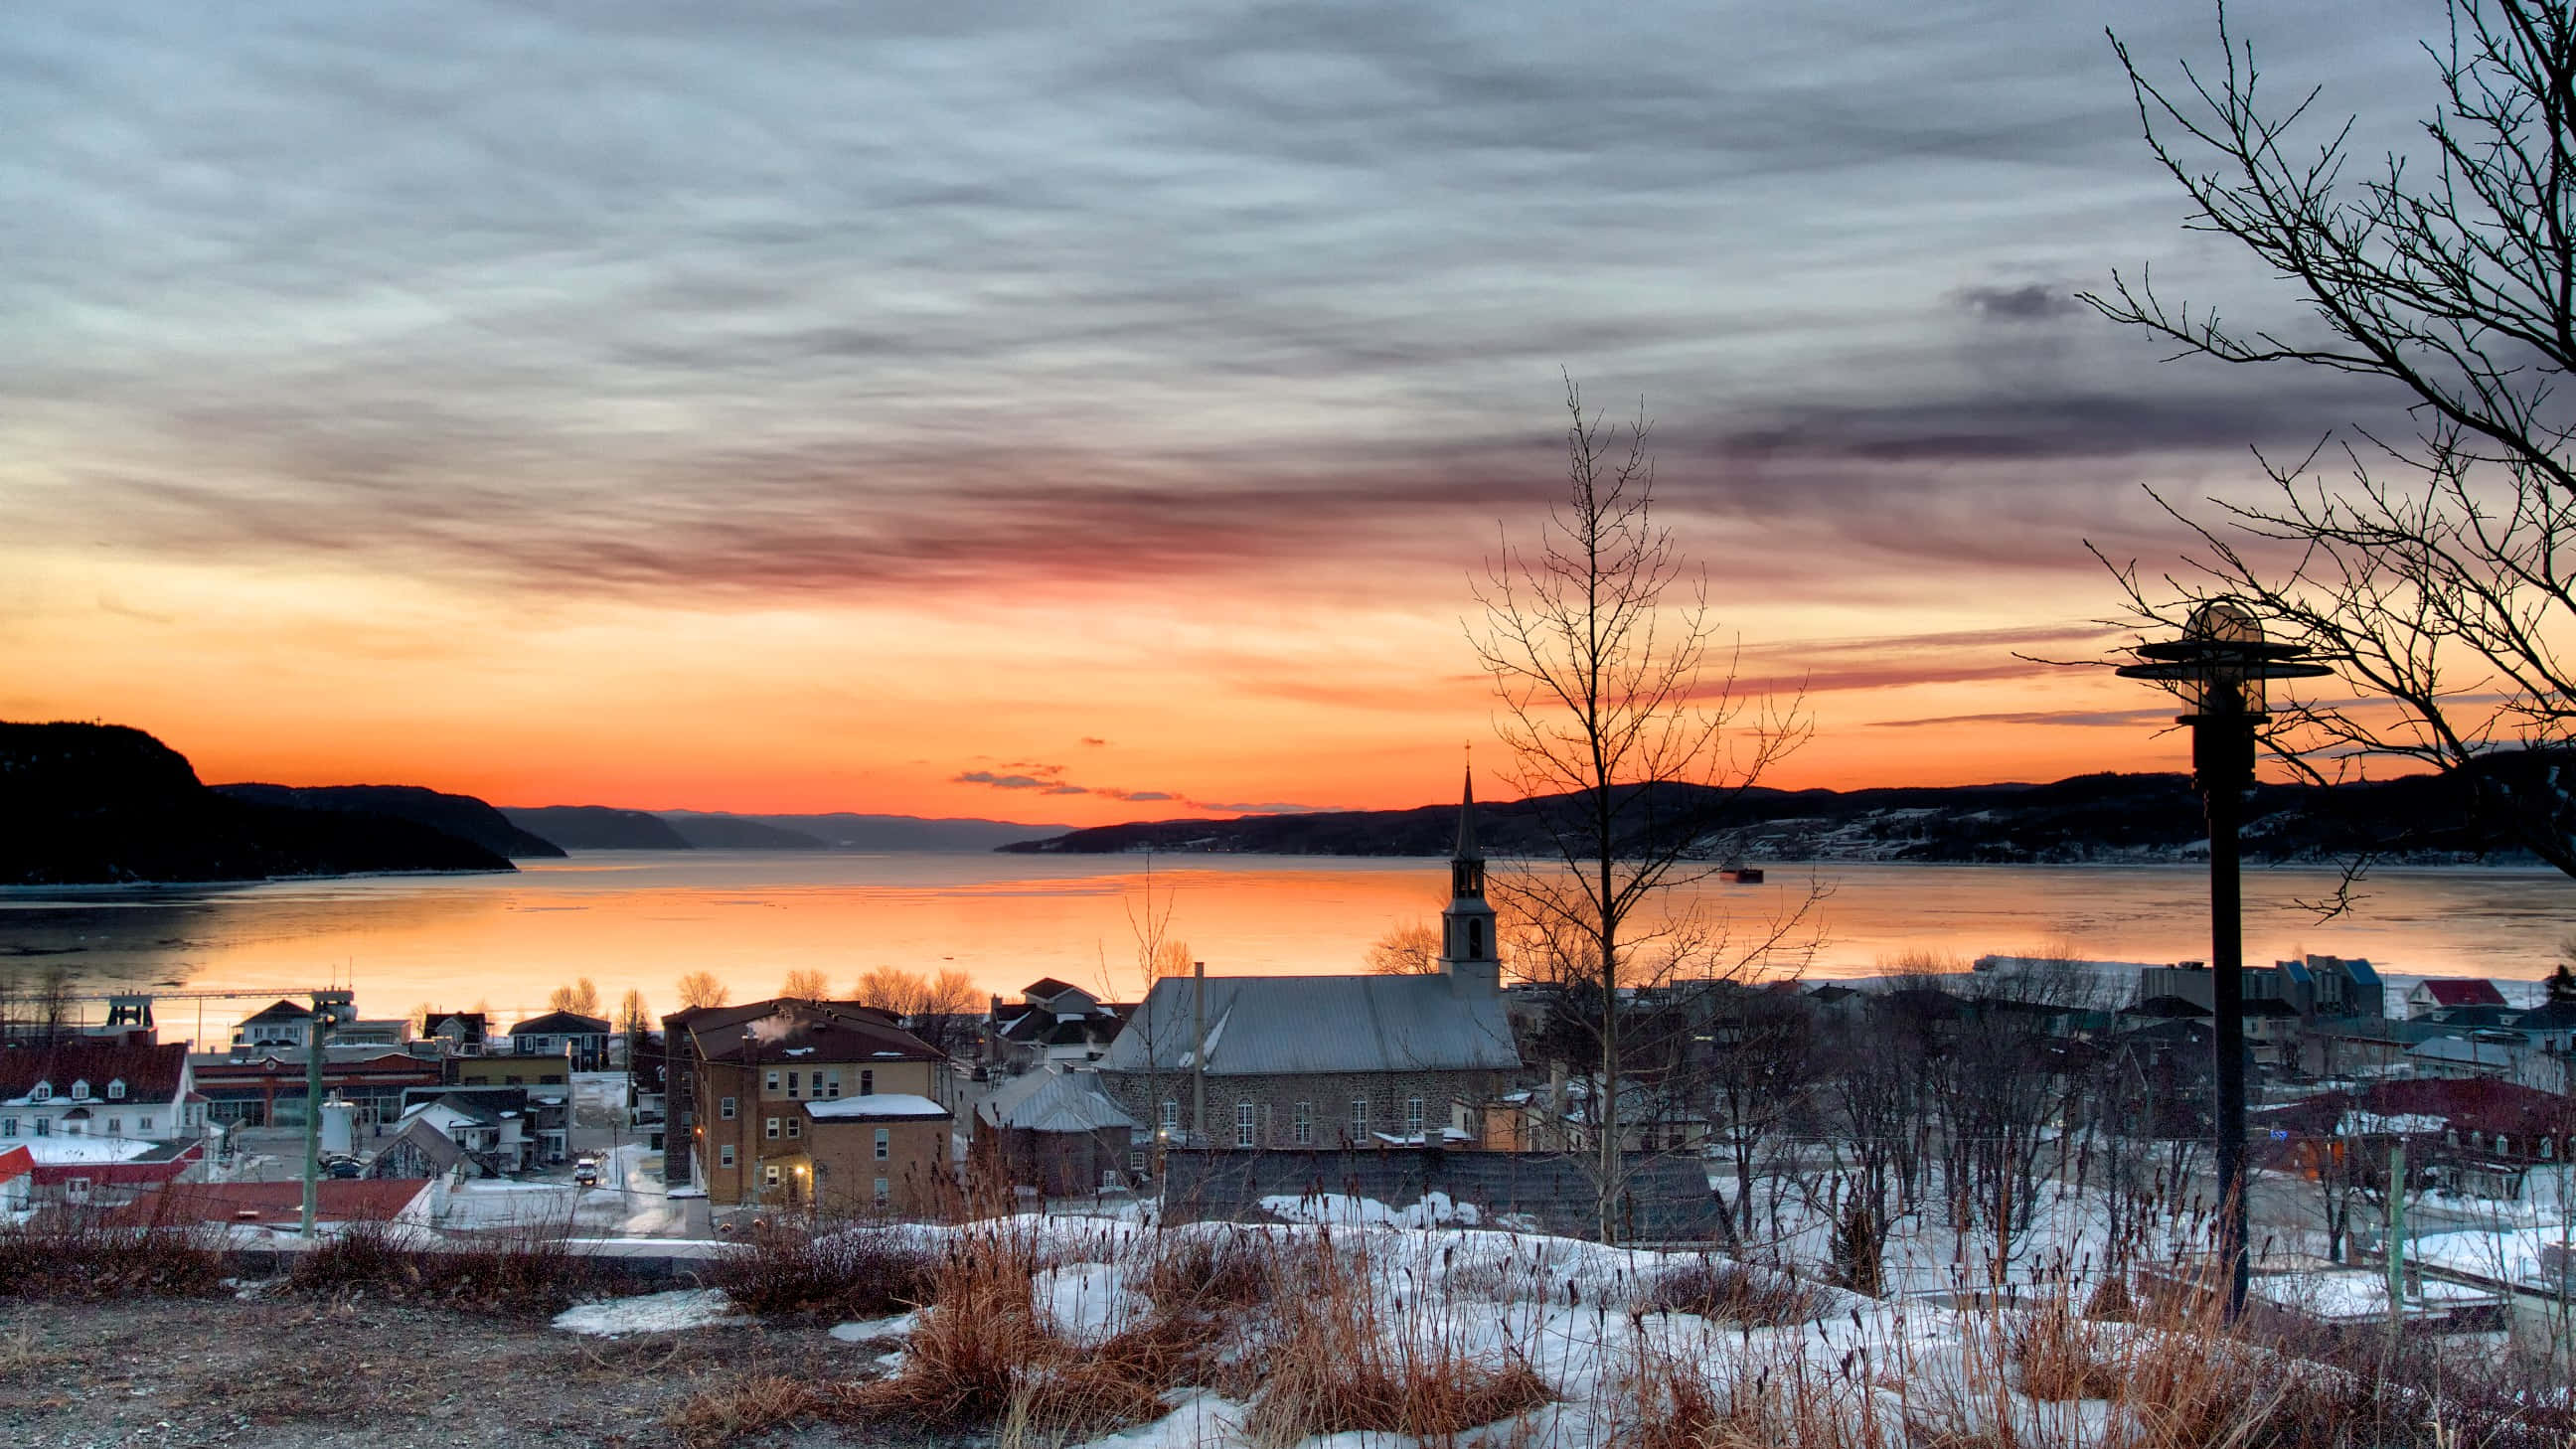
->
[548, 978, 602, 1017]
[1471, 379, 1817, 1242]
[675, 971, 730, 1010]
[849, 966, 980, 1054]
[1366, 920, 1444, 975]
[778, 967, 832, 1002]
[2088, 1, 2576, 877]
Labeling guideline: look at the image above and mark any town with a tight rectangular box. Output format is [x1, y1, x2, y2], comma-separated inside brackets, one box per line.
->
[7, 781, 2572, 1386]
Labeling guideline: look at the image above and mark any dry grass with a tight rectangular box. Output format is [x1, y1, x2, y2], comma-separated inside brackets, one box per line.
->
[2006, 1306, 2125, 1403]
[1244, 1235, 1552, 1449]
[665, 1372, 837, 1449]
[1134, 1225, 1289, 1311]
[707, 1217, 938, 1320]
[1640, 1255, 1828, 1328]
[289, 1217, 597, 1316]
[0, 1209, 225, 1299]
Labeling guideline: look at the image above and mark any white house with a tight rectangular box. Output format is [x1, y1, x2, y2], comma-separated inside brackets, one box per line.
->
[0, 1041, 197, 1146]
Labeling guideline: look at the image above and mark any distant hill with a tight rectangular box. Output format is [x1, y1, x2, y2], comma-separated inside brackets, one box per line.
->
[0, 722, 515, 885]
[998, 769, 2541, 865]
[499, 807, 1070, 852]
[686, 812, 1071, 852]
[217, 783, 567, 859]
[500, 806, 693, 851]
[660, 814, 826, 850]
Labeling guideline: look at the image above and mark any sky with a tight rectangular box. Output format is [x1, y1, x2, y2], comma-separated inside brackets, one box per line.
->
[0, 1, 2456, 824]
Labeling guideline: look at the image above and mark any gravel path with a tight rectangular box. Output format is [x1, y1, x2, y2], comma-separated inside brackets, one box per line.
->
[0, 1295, 934, 1449]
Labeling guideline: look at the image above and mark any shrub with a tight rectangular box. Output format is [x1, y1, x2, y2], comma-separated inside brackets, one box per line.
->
[665, 1373, 835, 1449]
[290, 1217, 594, 1316]
[0, 1208, 225, 1299]
[1133, 1226, 1285, 1312]
[707, 1219, 936, 1320]
[1640, 1256, 1827, 1328]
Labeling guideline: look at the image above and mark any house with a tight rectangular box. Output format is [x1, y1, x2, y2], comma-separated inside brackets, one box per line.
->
[369, 1107, 498, 1180]
[1095, 773, 1523, 1149]
[504, 1011, 614, 1071]
[0, 1039, 197, 1145]
[662, 998, 953, 1207]
[2138, 956, 2384, 1020]
[0, 1144, 31, 1218]
[983, 980, 1129, 1072]
[2406, 1035, 2520, 1081]
[422, 1011, 492, 1055]
[800, 1094, 957, 1215]
[191, 1044, 442, 1128]
[393, 1084, 566, 1168]
[21, 1135, 204, 1207]
[233, 1000, 319, 1049]
[972, 1064, 1144, 1196]
[2408, 979, 2508, 1019]
[2258, 1077, 2575, 1201]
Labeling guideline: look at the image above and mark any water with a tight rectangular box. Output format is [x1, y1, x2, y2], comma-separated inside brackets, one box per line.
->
[1, 852, 2565, 1040]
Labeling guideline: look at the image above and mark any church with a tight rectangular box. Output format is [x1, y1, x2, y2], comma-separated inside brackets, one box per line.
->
[1091, 770, 1524, 1148]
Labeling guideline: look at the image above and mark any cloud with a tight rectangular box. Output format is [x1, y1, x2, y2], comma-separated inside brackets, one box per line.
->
[1079, 737, 1108, 747]
[953, 770, 1058, 790]
[1869, 705, 2182, 729]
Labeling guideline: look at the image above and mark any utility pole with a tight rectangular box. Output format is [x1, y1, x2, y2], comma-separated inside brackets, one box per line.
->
[299, 991, 348, 1238]
[2385, 1139, 2407, 1354]
[741, 1028, 759, 1220]
[1191, 960, 1207, 1149]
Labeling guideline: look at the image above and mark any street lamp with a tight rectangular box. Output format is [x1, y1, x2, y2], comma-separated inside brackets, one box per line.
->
[2117, 599, 2332, 1319]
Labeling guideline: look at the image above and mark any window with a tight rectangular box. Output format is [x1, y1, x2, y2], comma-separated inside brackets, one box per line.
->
[823, 1071, 842, 1099]
[1129, 1149, 1146, 1173]
[1293, 1101, 1312, 1146]
[1235, 1101, 1256, 1148]
[0, 1118, 14, 1137]
[1161, 1100, 1180, 1133]
[105, 1117, 120, 1135]
[1351, 1098, 1368, 1140]
[28, 1083, 48, 1102]
[32, 1118, 48, 1137]
[720, 1096, 737, 1120]
[504, 1074, 524, 1086]
[106, 1079, 126, 1100]
[874, 1128, 890, 1161]
[874, 1177, 890, 1207]
[765, 1116, 781, 1141]
[785, 1115, 801, 1139]
[764, 1164, 782, 1189]
[718, 1144, 735, 1168]
[787, 1070, 800, 1098]
[1468, 919, 1486, 958]
[861, 1069, 875, 1096]
[1406, 1097, 1425, 1138]
[766, 1069, 781, 1093]
[70, 1080, 89, 1101]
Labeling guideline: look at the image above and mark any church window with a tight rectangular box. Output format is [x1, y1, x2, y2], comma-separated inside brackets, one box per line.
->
[1468, 919, 1486, 959]
[1293, 1101, 1312, 1145]
[1235, 1101, 1256, 1148]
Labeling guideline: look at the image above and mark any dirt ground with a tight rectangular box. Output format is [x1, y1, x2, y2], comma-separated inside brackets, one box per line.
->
[0, 1294, 929, 1449]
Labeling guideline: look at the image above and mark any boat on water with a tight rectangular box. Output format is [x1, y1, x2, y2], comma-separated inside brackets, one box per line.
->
[1718, 863, 1764, 884]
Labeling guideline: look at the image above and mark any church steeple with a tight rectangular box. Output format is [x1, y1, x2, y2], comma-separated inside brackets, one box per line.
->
[1440, 766, 1499, 985]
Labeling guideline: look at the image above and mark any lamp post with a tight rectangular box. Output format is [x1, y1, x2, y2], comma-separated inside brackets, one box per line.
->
[2118, 600, 2331, 1319]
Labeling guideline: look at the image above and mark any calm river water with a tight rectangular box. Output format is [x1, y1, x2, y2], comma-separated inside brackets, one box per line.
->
[1, 853, 2565, 1039]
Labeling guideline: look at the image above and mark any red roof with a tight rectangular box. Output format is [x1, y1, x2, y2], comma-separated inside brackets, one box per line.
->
[0, 1041, 188, 1101]
[0, 1144, 31, 1185]
[105, 1178, 429, 1227]
[2414, 979, 2507, 1007]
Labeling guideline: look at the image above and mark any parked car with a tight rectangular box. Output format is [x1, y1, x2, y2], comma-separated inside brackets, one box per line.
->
[572, 1158, 599, 1187]
[325, 1159, 364, 1180]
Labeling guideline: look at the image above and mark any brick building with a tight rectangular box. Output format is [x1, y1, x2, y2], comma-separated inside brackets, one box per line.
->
[1094, 772, 1522, 1148]
[663, 998, 952, 1208]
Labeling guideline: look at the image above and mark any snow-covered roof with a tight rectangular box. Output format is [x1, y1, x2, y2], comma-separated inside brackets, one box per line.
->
[24, 1135, 155, 1166]
[803, 1093, 950, 1122]
[1099, 972, 1521, 1077]
[977, 1067, 1139, 1134]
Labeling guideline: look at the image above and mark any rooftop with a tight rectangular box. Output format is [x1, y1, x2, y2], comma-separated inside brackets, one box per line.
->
[1098, 971, 1521, 1077]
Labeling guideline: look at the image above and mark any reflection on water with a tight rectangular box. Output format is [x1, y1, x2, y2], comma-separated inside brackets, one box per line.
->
[1, 852, 2566, 1042]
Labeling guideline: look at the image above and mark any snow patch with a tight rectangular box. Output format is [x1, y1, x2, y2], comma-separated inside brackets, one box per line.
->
[553, 1288, 737, 1337]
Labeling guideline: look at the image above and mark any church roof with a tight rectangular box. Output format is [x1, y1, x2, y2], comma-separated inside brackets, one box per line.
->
[1098, 972, 1521, 1077]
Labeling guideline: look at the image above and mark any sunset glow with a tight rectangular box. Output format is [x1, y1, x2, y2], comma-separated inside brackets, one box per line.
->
[0, 3, 2441, 820]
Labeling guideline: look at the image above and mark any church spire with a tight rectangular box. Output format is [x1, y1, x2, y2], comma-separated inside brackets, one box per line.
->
[1454, 763, 1482, 862]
